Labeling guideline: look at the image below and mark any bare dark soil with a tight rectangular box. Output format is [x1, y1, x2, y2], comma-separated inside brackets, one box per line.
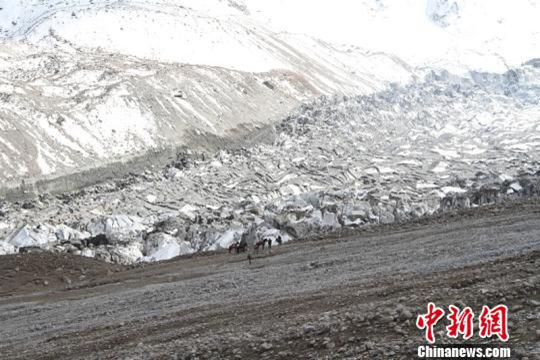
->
[0, 252, 124, 298]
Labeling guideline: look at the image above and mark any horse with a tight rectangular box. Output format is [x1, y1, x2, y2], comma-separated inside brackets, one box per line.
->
[237, 241, 248, 253]
[255, 238, 275, 252]
[254, 239, 266, 252]
[229, 241, 248, 254]
[228, 242, 239, 254]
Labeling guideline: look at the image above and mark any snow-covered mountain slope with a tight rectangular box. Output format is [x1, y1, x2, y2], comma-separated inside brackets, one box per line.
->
[0, 0, 415, 190]
[249, 0, 540, 74]
[0, 0, 415, 80]
[0, 41, 316, 182]
[3, 0, 538, 73]
[0, 0, 538, 195]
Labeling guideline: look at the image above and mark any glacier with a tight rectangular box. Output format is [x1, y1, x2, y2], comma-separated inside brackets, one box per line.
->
[0, 0, 539, 262]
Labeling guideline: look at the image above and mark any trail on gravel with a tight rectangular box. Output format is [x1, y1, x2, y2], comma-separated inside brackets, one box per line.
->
[0, 199, 539, 359]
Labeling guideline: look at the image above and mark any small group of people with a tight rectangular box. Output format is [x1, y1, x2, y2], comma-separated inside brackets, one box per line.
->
[255, 235, 284, 252]
[228, 239, 248, 254]
[228, 235, 283, 255]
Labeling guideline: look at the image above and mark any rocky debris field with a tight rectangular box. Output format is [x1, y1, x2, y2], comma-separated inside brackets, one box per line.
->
[1, 63, 540, 264]
[0, 198, 539, 359]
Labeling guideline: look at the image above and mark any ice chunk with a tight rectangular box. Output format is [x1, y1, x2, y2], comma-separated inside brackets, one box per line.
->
[86, 215, 147, 243]
[110, 244, 144, 265]
[510, 182, 523, 192]
[441, 186, 467, 194]
[179, 204, 198, 222]
[142, 241, 194, 262]
[81, 248, 95, 258]
[432, 162, 449, 173]
[210, 229, 242, 251]
[0, 241, 16, 255]
[55, 224, 89, 241]
[6, 225, 50, 248]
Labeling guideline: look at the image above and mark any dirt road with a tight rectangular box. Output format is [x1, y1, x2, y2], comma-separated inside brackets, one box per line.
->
[1, 199, 539, 359]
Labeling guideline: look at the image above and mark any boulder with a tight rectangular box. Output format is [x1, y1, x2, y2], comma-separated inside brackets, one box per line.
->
[143, 242, 180, 262]
[284, 218, 314, 239]
[208, 229, 242, 251]
[471, 187, 501, 206]
[278, 196, 313, 218]
[380, 211, 395, 225]
[321, 211, 340, 230]
[343, 202, 372, 225]
[153, 217, 185, 236]
[94, 246, 112, 263]
[6, 225, 51, 248]
[144, 232, 177, 255]
[80, 248, 96, 258]
[165, 167, 182, 180]
[86, 215, 147, 243]
[141, 240, 194, 262]
[179, 204, 198, 222]
[83, 234, 109, 248]
[143, 232, 195, 260]
[55, 224, 89, 242]
[440, 194, 471, 211]
[110, 243, 144, 265]
[299, 192, 322, 209]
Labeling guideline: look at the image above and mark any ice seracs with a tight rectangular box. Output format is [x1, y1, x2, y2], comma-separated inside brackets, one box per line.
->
[6, 225, 52, 248]
[2, 0, 539, 188]
[142, 239, 195, 263]
[86, 215, 147, 243]
[0, 1, 539, 264]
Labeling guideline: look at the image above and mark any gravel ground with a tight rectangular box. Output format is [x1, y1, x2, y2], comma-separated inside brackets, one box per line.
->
[0, 199, 539, 359]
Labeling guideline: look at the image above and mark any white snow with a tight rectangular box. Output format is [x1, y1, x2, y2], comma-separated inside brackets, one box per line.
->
[11, 0, 530, 184]
[81, 248, 95, 258]
[0, 0, 539, 265]
[432, 148, 460, 159]
[86, 215, 147, 243]
[3, 0, 537, 75]
[55, 224, 88, 241]
[209, 229, 242, 251]
[510, 182, 523, 192]
[249, 0, 540, 73]
[6, 225, 50, 248]
[0, 241, 16, 255]
[111, 243, 144, 264]
[432, 162, 449, 173]
[179, 204, 198, 222]
[417, 182, 439, 190]
[142, 240, 195, 262]
[146, 195, 157, 204]
[441, 186, 467, 195]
